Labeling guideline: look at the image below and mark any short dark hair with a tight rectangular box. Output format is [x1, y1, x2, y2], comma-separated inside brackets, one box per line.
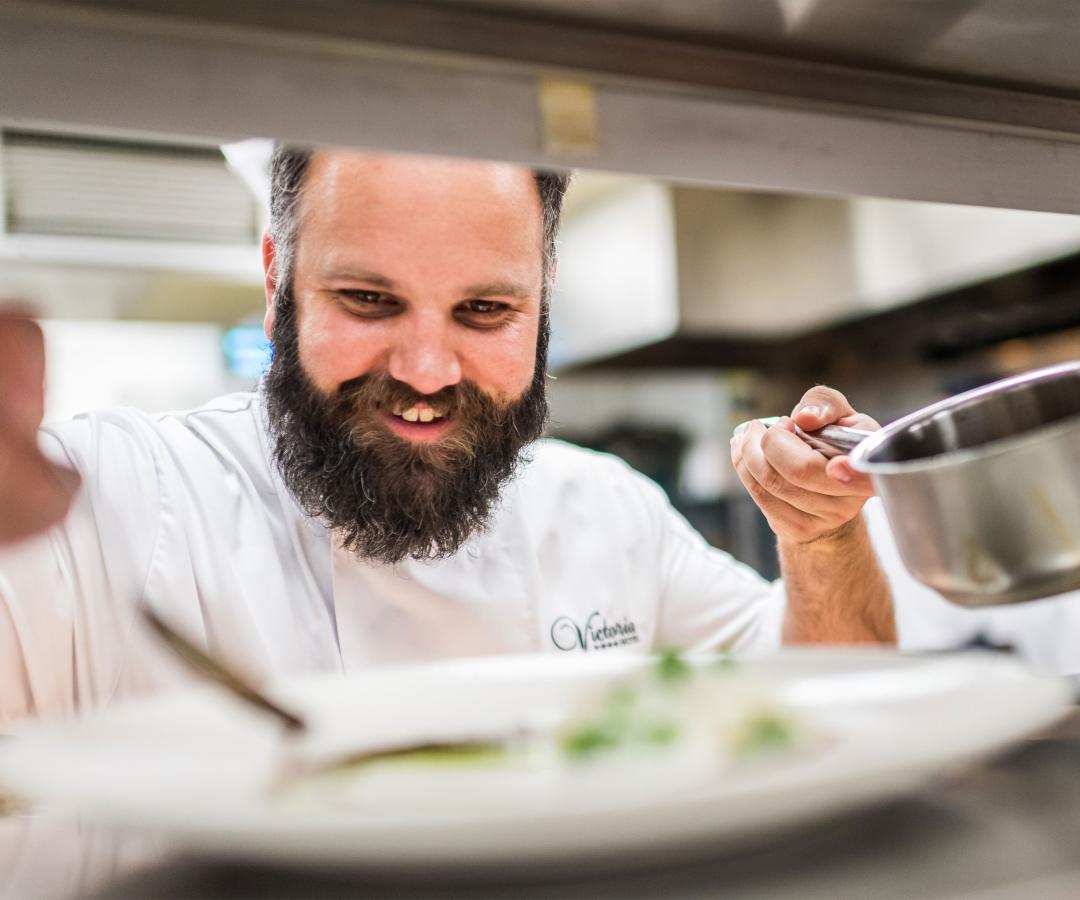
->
[268, 145, 569, 301]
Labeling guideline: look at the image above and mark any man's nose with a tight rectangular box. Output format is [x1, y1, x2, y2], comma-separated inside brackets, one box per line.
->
[385, 321, 463, 396]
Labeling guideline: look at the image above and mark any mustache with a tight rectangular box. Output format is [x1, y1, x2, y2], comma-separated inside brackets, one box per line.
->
[334, 374, 508, 424]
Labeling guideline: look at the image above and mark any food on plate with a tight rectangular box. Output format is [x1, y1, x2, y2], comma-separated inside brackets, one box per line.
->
[559, 650, 801, 764]
[281, 653, 808, 813]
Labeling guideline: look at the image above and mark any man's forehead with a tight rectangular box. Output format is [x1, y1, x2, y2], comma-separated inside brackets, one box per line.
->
[302, 149, 538, 213]
[294, 149, 545, 289]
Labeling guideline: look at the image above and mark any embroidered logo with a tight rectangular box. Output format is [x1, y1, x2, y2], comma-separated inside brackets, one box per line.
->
[550, 611, 640, 652]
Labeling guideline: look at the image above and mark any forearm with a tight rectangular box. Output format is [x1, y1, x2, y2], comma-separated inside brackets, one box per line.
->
[780, 516, 896, 644]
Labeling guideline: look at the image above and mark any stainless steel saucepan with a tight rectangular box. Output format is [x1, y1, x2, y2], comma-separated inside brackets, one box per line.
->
[740, 361, 1080, 607]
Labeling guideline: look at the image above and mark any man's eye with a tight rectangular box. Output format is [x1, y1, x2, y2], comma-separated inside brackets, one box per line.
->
[340, 291, 399, 317]
[456, 300, 509, 326]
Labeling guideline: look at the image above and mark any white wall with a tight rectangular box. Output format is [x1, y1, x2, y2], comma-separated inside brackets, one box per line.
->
[41, 320, 249, 422]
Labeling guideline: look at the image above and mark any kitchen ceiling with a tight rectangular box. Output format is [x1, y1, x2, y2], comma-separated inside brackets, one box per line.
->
[441, 0, 1080, 94]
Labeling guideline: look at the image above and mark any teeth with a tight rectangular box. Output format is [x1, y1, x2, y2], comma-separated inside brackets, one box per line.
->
[393, 404, 447, 423]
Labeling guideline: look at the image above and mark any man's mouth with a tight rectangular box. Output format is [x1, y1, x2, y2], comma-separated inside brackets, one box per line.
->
[380, 402, 454, 443]
[390, 402, 447, 424]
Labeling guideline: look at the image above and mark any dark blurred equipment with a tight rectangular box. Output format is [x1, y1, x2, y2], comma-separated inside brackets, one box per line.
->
[569, 423, 686, 498]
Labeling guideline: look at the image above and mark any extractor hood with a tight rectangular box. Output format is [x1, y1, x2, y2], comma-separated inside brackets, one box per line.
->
[0, 130, 262, 281]
[550, 175, 1080, 369]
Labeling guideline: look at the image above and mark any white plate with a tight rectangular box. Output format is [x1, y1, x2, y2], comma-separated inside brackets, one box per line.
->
[0, 650, 1070, 875]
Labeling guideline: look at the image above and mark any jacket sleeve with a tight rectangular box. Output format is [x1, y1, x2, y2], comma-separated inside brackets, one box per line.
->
[0, 412, 164, 724]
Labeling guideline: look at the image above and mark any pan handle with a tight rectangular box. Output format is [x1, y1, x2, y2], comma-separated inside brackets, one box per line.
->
[733, 416, 875, 459]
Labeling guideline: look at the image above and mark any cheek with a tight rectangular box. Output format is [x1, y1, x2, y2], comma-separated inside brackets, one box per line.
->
[295, 309, 381, 394]
[462, 318, 540, 401]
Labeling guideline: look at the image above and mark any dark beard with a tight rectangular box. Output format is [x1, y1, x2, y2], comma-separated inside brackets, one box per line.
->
[262, 287, 549, 564]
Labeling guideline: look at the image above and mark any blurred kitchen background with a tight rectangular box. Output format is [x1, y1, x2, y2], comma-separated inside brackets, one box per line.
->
[5, 128, 1080, 577]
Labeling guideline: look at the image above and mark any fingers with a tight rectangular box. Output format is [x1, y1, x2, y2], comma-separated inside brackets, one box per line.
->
[733, 460, 823, 541]
[0, 315, 46, 437]
[786, 386, 879, 498]
[732, 456, 830, 539]
[0, 313, 78, 542]
[731, 404, 875, 544]
[756, 419, 873, 500]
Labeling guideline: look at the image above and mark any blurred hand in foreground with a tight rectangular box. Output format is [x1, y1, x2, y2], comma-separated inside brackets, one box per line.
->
[0, 313, 78, 543]
[730, 385, 879, 545]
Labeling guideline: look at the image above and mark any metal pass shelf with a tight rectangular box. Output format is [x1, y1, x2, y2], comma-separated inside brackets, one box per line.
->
[5, 0, 1080, 212]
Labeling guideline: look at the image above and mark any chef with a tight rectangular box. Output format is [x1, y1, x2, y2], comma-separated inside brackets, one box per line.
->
[0, 146, 895, 723]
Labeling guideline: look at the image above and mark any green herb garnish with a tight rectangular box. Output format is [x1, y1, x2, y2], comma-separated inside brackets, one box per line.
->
[562, 721, 625, 758]
[736, 712, 795, 756]
[656, 648, 691, 683]
[561, 677, 682, 760]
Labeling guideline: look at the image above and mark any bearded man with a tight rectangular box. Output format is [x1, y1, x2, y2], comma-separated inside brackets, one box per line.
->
[0, 146, 894, 723]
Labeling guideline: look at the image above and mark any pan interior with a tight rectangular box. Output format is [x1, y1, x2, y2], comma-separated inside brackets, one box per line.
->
[866, 369, 1080, 464]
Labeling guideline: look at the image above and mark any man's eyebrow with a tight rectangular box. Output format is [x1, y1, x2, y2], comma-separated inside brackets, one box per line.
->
[461, 281, 533, 301]
[323, 269, 398, 289]
[323, 271, 532, 301]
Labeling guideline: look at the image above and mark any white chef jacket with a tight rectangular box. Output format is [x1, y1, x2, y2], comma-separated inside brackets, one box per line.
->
[0, 392, 784, 724]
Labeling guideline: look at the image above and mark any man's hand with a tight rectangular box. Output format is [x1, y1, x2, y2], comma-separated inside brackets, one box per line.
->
[0, 314, 78, 543]
[731, 385, 895, 644]
[730, 385, 878, 545]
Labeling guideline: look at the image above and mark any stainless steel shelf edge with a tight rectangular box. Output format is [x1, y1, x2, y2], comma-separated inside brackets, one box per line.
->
[6, 1, 1080, 212]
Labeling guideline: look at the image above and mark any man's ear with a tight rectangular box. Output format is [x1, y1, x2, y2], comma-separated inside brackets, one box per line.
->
[262, 229, 277, 340]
